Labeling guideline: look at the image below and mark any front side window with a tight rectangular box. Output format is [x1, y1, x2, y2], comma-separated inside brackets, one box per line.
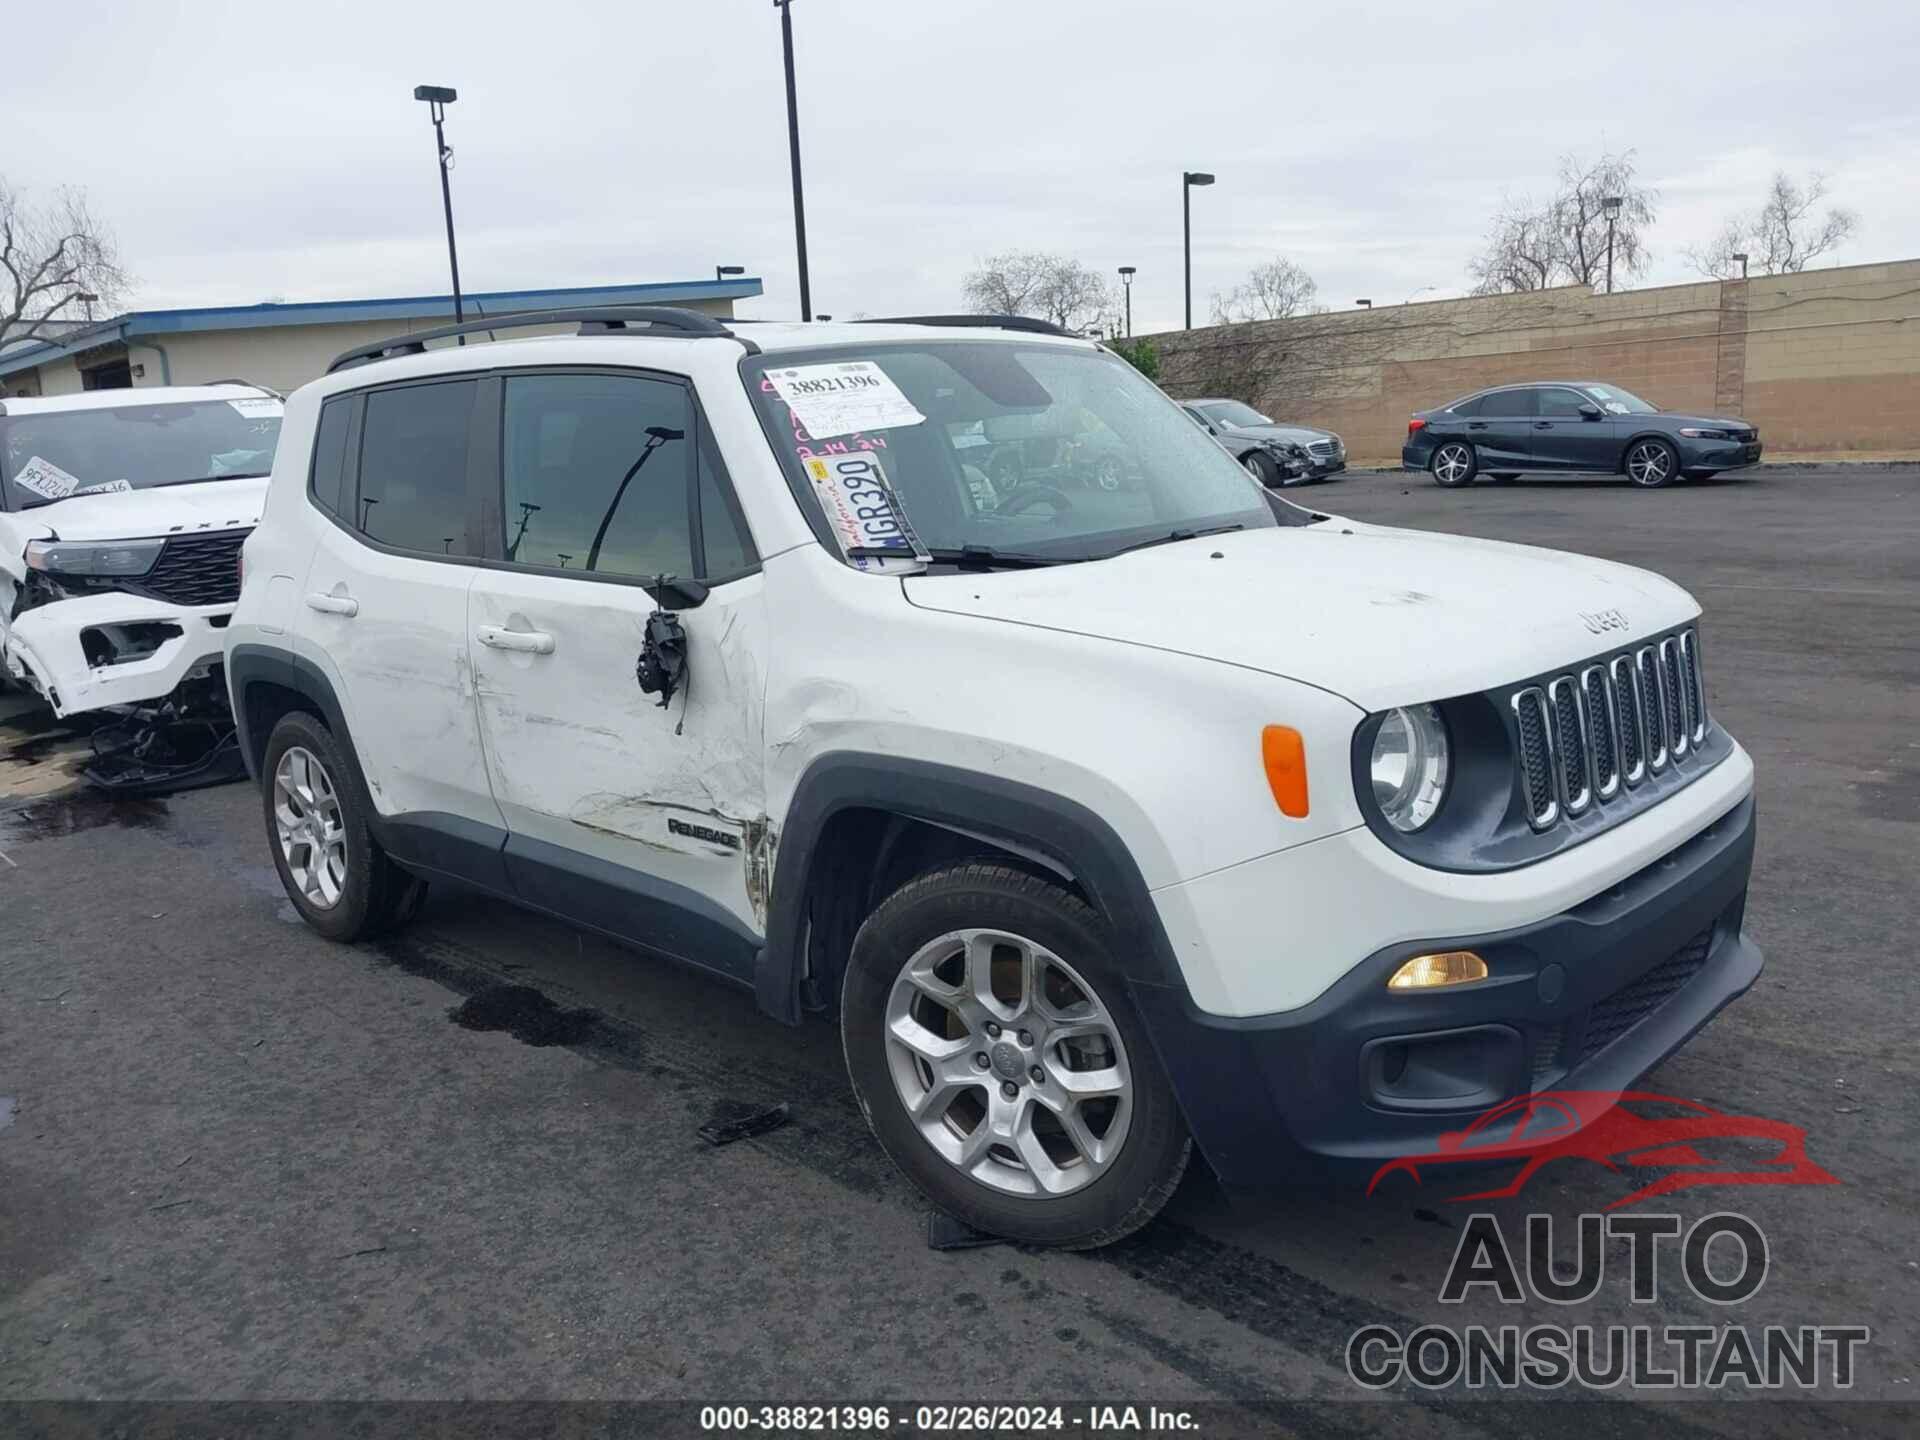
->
[1203, 400, 1272, 429]
[1537, 388, 1592, 418]
[747, 342, 1287, 567]
[357, 380, 477, 555]
[1579, 384, 1657, 415]
[501, 372, 753, 583]
[1, 399, 283, 510]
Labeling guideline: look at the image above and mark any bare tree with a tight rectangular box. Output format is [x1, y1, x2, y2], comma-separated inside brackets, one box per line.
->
[1209, 256, 1320, 324]
[1468, 148, 1657, 294]
[1687, 172, 1860, 278]
[1, 179, 130, 350]
[962, 251, 1113, 332]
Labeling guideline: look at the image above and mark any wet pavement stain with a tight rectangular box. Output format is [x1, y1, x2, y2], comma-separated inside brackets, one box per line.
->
[0, 789, 169, 845]
[449, 984, 602, 1048]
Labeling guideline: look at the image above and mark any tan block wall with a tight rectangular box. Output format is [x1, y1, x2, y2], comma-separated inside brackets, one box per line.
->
[1144, 259, 1920, 464]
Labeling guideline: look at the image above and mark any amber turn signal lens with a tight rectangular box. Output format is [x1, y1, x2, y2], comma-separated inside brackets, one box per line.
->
[1387, 951, 1489, 991]
[1261, 725, 1309, 818]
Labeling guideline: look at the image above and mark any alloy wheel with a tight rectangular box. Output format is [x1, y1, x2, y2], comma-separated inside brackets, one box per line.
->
[273, 745, 348, 909]
[1626, 441, 1674, 486]
[1433, 444, 1474, 485]
[883, 928, 1132, 1197]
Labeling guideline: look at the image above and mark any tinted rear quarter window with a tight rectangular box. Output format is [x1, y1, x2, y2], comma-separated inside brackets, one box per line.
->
[308, 398, 352, 516]
[357, 380, 477, 554]
[1448, 395, 1483, 417]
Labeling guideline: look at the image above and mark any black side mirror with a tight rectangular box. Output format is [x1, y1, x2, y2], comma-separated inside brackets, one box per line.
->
[1579, 403, 1603, 421]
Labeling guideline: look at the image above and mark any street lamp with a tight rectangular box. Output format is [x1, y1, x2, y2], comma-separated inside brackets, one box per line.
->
[413, 85, 465, 334]
[715, 264, 746, 281]
[1602, 194, 1624, 295]
[1732, 251, 1750, 280]
[774, 2, 813, 321]
[1182, 171, 1214, 330]
[1118, 266, 1136, 337]
[75, 290, 99, 322]
[1355, 299, 1373, 309]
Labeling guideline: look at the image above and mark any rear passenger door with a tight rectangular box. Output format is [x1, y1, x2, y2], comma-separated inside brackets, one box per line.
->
[296, 378, 505, 850]
[1472, 388, 1539, 468]
[465, 368, 770, 976]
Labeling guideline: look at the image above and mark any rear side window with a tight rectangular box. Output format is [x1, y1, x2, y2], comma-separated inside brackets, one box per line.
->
[308, 398, 352, 516]
[1483, 388, 1539, 418]
[357, 380, 477, 554]
[1449, 395, 1484, 417]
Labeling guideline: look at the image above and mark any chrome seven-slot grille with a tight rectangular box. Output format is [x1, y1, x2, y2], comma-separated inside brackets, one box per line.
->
[1307, 438, 1339, 458]
[1510, 630, 1708, 830]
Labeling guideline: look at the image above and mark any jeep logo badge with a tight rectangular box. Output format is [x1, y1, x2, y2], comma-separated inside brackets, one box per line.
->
[1580, 607, 1630, 635]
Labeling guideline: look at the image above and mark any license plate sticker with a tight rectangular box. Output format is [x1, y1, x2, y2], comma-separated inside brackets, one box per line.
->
[770, 361, 926, 440]
[803, 451, 928, 574]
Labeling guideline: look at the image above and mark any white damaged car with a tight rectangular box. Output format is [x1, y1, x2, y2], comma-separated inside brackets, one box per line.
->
[1, 384, 283, 781]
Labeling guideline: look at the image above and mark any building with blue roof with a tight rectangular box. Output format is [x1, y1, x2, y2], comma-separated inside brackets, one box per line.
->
[0, 276, 763, 397]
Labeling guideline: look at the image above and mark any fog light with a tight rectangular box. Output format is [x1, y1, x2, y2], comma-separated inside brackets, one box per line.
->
[1387, 951, 1488, 991]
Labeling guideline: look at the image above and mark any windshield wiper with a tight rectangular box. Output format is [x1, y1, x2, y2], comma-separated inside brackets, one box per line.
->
[1096, 523, 1244, 561]
[925, 545, 1069, 570]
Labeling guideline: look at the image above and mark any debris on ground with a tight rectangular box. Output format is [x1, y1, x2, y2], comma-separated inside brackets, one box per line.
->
[698, 1101, 792, 1147]
[927, 1212, 1006, 1251]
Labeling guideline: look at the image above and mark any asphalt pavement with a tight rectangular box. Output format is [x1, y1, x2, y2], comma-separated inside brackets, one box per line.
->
[2, 465, 1915, 1434]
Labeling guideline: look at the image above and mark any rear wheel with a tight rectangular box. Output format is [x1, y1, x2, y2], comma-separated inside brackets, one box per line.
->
[841, 863, 1191, 1249]
[263, 712, 426, 942]
[1624, 438, 1679, 488]
[1430, 442, 1477, 487]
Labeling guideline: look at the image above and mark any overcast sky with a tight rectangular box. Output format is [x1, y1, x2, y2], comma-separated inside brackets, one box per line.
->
[8, 0, 1916, 333]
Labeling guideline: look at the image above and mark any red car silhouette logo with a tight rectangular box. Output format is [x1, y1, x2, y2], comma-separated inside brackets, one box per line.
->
[1367, 1090, 1839, 1210]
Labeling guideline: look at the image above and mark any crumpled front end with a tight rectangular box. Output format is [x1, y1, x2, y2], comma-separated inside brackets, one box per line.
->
[4, 591, 233, 718]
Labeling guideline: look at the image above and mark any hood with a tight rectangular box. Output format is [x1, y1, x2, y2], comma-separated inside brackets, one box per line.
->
[1230, 422, 1336, 446]
[902, 520, 1698, 712]
[22, 476, 268, 543]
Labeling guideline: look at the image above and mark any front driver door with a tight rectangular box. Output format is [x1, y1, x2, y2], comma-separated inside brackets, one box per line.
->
[466, 368, 769, 981]
[1532, 387, 1620, 472]
[1472, 388, 1538, 469]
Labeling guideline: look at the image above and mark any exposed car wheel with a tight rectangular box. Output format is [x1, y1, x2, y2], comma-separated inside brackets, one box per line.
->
[1624, 438, 1679, 489]
[1430, 442, 1478, 487]
[262, 711, 426, 943]
[841, 863, 1191, 1249]
[1242, 451, 1280, 486]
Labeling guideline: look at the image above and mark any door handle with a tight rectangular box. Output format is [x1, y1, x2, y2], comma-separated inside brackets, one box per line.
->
[476, 624, 555, 655]
[1534, 421, 1554, 430]
[304, 591, 359, 617]
[1468, 422, 1489, 430]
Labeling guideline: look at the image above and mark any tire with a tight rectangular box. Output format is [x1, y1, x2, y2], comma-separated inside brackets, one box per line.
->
[261, 711, 427, 943]
[1430, 441, 1477, 487]
[1241, 451, 1280, 487]
[841, 863, 1191, 1249]
[1624, 438, 1679, 489]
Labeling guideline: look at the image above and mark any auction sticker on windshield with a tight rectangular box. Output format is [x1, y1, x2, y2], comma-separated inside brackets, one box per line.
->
[803, 451, 928, 574]
[769, 361, 925, 440]
[226, 397, 282, 418]
[11, 455, 82, 501]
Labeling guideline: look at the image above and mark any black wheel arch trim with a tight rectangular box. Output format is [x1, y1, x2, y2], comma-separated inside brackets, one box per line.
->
[755, 753, 1191, 1024]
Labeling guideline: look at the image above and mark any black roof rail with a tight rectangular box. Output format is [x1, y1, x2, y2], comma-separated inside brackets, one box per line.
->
[326, 305, 759, 374]
[854, 314, 1080, 338]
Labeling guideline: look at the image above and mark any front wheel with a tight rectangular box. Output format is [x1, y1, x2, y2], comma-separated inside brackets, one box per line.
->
[1430, 441, 1477, 487]
[841, 864, 1191, 1249]
[1624, 438, 1679, 488]
[1241, 451, 1280, 487]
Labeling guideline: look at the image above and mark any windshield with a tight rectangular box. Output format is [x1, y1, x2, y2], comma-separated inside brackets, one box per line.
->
[1578, 384, 1658, 416]
[1205, 400, 1273, 428]
[747, 342, 1282, 567]
[1, 398, 284, 510]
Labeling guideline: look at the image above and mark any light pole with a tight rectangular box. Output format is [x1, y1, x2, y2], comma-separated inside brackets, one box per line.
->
[716, 264, 746, 282]
[413, 86, 465, 334]
[774, 2, 813, 321]
[76, 290, 99, 322]
[1182, 171, 1213, 329]
[1355, 299, 1373, 309]
[1117, 266, 1136, 337]
[1602, 194, 1624, 294]
[1732, 251, 1750, 280]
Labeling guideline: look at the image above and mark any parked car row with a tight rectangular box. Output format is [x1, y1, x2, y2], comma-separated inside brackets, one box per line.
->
[211, 308, 1759, 1249]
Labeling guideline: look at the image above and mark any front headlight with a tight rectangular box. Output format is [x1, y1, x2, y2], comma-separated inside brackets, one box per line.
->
[1370, 704, 1450, 832]
[1678, 428, 1731, 440]
[24, 538, 164, 577]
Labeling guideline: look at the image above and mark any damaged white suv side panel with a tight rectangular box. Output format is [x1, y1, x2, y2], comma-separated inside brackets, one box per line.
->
[1, 386, 282, 717]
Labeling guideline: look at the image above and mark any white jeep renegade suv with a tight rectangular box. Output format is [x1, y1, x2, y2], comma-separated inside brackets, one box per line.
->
[225, 307, 1760, 1248]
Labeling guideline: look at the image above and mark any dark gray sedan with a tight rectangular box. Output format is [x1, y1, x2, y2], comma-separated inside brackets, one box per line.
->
[1181, 399, 1347, 486]
[1402, 381, 1763, 489]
